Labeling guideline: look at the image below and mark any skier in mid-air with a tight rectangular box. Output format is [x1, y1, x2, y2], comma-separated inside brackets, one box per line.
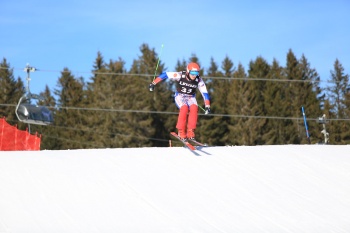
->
[149, 62, 211, 141]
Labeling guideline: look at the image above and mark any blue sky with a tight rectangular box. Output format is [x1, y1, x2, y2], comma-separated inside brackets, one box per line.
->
[1, 0, 349, 95]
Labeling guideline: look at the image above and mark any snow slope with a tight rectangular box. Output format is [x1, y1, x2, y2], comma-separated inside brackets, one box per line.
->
[1, 145, 350, 232]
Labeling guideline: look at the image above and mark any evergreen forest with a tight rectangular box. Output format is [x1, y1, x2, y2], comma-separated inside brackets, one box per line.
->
[1, 43, 349, 149]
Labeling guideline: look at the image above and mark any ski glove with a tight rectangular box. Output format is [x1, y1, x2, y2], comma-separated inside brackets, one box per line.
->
[149, 83, 155, 92]
[205, 106, 211, 115]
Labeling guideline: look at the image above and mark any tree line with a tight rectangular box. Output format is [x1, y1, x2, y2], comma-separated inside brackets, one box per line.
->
[1, 43, 349, 149]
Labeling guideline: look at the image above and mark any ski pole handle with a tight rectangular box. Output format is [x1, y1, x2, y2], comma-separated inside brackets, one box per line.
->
[198, 105, 210, 114]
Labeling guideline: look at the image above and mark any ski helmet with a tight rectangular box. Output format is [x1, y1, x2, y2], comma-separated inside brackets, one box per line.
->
[187, 62, 200, 75]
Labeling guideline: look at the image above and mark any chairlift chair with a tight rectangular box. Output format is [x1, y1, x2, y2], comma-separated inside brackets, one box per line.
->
[15, 64, 54, 126]
[15, 94, 53, 125]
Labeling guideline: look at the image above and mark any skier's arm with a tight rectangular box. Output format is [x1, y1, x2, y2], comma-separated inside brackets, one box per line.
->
[149, 72, 180, 91]
[149, 72, 167, 91]
[198, 78, 211, 114]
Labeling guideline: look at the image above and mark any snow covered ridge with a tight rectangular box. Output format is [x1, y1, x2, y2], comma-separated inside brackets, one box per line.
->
[1, 145, 350, 233]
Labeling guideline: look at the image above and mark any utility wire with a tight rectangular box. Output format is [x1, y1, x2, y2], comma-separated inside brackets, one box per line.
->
[0, 65, 336, 83]
[2, 103, 350, 121]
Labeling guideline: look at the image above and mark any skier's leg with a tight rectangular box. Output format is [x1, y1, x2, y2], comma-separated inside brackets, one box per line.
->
[174, 93, 189, 139]
[187, 104, 198, 139]
[176, 105, 188, 139]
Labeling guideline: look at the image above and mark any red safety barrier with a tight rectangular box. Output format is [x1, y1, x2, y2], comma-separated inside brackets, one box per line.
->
[0, 118, 41, 151]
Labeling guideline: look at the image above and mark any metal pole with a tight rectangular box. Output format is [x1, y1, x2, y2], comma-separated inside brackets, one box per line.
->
[301, 106, 311, 144]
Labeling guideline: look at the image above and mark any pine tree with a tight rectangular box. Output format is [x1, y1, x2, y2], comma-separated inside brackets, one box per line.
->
[198, 56, 234, 145]
[218, 56, 235, 144]
[196, 57, 221, 145]
[326, 59, 350, 144]
[284, 50, 304, 144]
[54, 68, 86, 149]
[126, 43, 169, 147]
[105, 57, 132, 148]
[227, 63, 247, 145]
[282, 50, 323, 144]
[298, 55, 323, 143]
[0, 58, 25, 124]
[86, 52, 130, 148]
[341, 84, 350, 143]
[242, 56, 270, 145]
[262, 59, 288, 144]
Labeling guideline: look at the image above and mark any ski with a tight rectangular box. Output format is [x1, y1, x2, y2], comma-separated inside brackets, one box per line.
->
[170, 132, 196, 151]
[188, 138, 207, 147]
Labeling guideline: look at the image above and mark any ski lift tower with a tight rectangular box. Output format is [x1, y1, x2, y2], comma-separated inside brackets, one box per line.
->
[317, 114, 329, 144]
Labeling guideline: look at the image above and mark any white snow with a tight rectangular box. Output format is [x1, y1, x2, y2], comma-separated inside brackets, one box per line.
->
[1, 145, 350, 232]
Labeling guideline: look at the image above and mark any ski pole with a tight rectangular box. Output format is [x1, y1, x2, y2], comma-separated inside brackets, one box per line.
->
[153, 44, 164, 81]
[301, 106, 311, 144]
[198, 105, 206, 112]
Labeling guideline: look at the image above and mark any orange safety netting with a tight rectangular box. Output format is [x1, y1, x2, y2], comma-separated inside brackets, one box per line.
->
[0, 118, 41, 151]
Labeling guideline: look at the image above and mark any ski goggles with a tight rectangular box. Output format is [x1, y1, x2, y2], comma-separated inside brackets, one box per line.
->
[189, 70, 199, 75]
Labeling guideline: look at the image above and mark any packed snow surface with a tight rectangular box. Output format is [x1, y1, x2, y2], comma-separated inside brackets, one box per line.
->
[1, 145, 350, 232]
